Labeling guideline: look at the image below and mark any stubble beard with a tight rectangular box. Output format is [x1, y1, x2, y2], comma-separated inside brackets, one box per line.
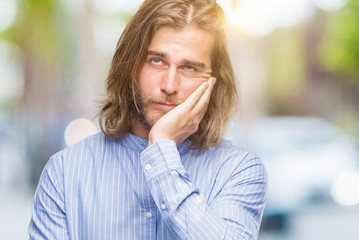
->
[135, 91, 156, 131]
[135, 89, 182, 131]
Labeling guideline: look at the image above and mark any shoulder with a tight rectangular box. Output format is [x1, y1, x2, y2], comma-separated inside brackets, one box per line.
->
[48, 132, 115, 170]
[208, 138, 266, 178]
[53, 132, 110, 157]
[39, 132, 120, 187]
[188, 138, 260, 163]
[214, 138, 260, 162]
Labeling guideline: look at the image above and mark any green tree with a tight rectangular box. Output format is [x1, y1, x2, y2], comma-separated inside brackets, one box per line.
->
[319, 0, 359, 82]
[0, 0, 72, 186]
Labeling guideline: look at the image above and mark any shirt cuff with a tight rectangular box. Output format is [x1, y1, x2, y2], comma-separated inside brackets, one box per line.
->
[140, 140, 186, 181]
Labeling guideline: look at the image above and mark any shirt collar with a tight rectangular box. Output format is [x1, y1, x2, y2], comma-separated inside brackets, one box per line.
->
[119, 133, 148, 151]
[119, 132, 190, 155]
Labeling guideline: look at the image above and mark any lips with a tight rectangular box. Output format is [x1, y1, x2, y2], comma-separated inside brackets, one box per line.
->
[152, 102, 178, 111]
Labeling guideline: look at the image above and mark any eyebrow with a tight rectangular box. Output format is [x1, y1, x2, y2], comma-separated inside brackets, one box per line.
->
[147, 51, 166, 58]
[182, 60, 206, 69]
[147, 51, 207, 69]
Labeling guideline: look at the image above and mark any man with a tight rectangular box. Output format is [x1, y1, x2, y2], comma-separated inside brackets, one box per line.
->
[29, 0, 267, 239]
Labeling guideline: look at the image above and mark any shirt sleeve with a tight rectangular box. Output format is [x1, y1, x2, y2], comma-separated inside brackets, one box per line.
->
[28, 156, 69, 240]
[140, 140, 267, 240]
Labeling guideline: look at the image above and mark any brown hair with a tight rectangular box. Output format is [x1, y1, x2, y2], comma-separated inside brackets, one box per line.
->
[98, 0, 238, 149]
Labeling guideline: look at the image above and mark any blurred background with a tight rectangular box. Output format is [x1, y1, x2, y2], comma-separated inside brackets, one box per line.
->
[0, 0, 359, 239]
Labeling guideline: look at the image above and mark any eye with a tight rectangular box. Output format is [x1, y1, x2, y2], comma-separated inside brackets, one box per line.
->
[184, 65, 196, 71]
[152, 58, 162, 65]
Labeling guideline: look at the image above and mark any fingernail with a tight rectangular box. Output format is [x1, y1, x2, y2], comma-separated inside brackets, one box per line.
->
[211, 77, 216, 85]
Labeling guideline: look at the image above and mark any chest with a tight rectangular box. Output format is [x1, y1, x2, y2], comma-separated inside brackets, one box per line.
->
[62, 148, 222, 239]
[63, 150, 167, 239]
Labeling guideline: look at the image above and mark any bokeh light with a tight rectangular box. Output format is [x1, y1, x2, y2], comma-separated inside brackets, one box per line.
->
[64, 118, 98, 146]
[331, 169, 359, 206]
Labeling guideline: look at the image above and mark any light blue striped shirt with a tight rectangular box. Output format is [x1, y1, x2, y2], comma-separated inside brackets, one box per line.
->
[29, 132, 267, 239]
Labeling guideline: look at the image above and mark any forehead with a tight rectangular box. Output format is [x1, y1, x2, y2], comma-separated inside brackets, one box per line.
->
[148, 26, 214, 68]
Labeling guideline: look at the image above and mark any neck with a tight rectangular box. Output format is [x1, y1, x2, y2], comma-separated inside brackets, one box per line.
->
[130, 115, 150, 140]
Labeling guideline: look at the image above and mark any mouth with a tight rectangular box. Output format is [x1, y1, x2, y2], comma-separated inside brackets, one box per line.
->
[152, 102, 178, 111]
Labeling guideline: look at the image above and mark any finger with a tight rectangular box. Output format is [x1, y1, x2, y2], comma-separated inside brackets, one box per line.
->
[192, 77, 216, 114]
[179, 80, 209, 110]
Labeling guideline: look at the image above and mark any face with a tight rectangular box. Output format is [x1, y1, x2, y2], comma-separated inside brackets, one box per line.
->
[134, 26, 214, 134]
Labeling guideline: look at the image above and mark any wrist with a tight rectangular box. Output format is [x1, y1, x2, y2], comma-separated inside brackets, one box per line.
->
[148, 131, 167, 146]
[149, 129, 181, 146]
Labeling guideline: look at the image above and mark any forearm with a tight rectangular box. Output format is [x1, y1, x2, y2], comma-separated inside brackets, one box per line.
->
[145, 171, 254, 239]
[141, 140, 266, 239]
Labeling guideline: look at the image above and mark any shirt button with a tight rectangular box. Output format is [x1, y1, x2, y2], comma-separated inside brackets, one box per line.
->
[161, 204, 166, 210]
[145, 212, 152, 219]
[144, 163, 152, 171]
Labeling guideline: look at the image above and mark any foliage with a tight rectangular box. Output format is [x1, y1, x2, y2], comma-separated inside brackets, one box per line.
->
[0, 0, 70, 65]
[262, 26, 308, 115]
[319, 0, 359, 82]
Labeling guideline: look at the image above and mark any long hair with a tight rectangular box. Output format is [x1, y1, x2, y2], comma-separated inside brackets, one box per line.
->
[98, 0, 238, 149]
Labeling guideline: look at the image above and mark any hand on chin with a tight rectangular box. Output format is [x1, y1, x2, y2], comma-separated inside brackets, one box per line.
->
[148, 77, 216, 146]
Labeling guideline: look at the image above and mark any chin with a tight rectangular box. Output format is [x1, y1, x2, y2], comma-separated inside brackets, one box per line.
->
[141, 111, 164, 129]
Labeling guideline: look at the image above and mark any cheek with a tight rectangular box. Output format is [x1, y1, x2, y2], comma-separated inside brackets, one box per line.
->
[138, 67, 160, 95]
[179, 77, 205, 99]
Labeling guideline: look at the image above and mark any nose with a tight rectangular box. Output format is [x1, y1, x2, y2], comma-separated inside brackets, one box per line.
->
[160, 67, 179, 95]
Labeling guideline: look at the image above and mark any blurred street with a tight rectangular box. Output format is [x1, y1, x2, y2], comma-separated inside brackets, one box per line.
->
[0, 189, 32, 239]
[259, 202, 359, 240]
